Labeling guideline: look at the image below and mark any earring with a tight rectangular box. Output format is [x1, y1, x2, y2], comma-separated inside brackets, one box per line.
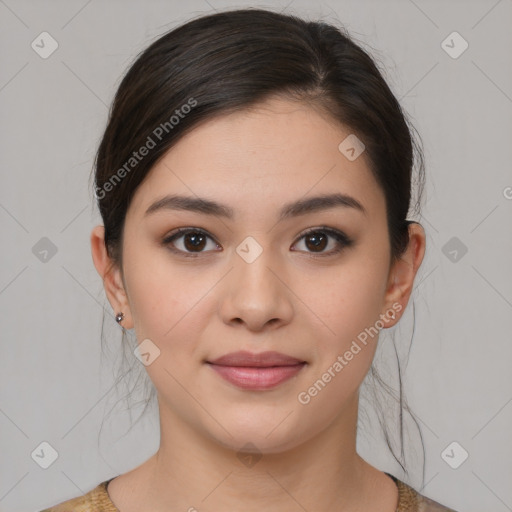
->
[115, 312, 124, 324]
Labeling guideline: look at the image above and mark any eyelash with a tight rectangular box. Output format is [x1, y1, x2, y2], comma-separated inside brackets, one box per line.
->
[162, 226, 354, 259]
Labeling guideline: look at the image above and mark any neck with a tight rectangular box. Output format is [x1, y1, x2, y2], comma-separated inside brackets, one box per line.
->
[132, 392, 381, 512]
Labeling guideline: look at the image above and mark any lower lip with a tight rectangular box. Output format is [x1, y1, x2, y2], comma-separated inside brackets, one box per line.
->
[207, 363, 306, 390]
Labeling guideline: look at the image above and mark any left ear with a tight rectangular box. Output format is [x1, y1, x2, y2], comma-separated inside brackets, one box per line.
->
[381, 222, 426, 327]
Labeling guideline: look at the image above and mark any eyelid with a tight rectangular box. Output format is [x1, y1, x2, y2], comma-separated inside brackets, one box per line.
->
[294, 225, 351, 243]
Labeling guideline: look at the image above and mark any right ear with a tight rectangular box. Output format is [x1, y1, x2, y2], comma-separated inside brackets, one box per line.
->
[90, 225, 134, 329]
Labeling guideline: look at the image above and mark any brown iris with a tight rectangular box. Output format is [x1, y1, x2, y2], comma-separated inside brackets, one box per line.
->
[304, 231, 328, 252]
[183, 232, 208, 252]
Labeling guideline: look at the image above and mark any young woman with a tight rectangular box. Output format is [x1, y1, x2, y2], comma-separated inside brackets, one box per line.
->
[42, 7, 458, 512]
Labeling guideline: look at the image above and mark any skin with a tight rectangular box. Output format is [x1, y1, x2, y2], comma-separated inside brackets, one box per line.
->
[91, 96, 426, 512]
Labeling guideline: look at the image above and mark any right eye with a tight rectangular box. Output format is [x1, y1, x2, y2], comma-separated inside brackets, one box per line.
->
[162, 228, 221, 258]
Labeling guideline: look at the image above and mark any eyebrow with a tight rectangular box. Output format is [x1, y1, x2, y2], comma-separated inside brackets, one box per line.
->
[144, 192, 367, 221]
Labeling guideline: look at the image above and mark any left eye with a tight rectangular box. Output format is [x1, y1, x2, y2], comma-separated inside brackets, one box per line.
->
[163, 227, 353, 258]
[292, 227, 353, 256]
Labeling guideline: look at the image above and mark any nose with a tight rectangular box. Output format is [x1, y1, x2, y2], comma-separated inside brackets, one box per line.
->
[218, 245, 294, 332]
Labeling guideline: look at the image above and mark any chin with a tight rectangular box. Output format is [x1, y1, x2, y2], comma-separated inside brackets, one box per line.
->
[201, 410, 314, 456]
[214, 431, 304, 456]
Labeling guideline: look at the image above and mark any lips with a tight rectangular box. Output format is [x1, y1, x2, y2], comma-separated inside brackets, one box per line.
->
[206, 351, 306, 390]
[208, 350, 305, 367]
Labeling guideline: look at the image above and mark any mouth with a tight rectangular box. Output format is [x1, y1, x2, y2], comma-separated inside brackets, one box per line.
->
[205, 351, 307, 390]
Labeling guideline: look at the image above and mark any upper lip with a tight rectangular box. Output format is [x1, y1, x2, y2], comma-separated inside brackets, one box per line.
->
[207, 351, 305, 367]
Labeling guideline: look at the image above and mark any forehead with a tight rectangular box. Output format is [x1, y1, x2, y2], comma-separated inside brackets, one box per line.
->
[127, 97, 385, 222]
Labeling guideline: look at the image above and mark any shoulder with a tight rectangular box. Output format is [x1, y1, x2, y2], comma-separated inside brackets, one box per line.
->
[394, 477, 459, 512]
[39, 480, 118, 512]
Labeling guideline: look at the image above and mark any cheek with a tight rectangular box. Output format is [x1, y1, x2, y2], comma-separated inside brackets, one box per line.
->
[311, 261, 388, 349]
[295, 265, 388, 417]
[123, 248, 214, 360]
[133, 283, 201, 345]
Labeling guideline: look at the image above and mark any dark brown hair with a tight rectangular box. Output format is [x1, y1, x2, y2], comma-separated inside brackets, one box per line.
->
[92, 7, 426, 485]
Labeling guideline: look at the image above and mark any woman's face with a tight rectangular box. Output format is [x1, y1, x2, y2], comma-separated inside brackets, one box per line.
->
[101, 97, 415, 454]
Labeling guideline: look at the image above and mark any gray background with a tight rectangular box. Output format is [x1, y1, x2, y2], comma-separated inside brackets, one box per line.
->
[1, 0, 511, 511]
